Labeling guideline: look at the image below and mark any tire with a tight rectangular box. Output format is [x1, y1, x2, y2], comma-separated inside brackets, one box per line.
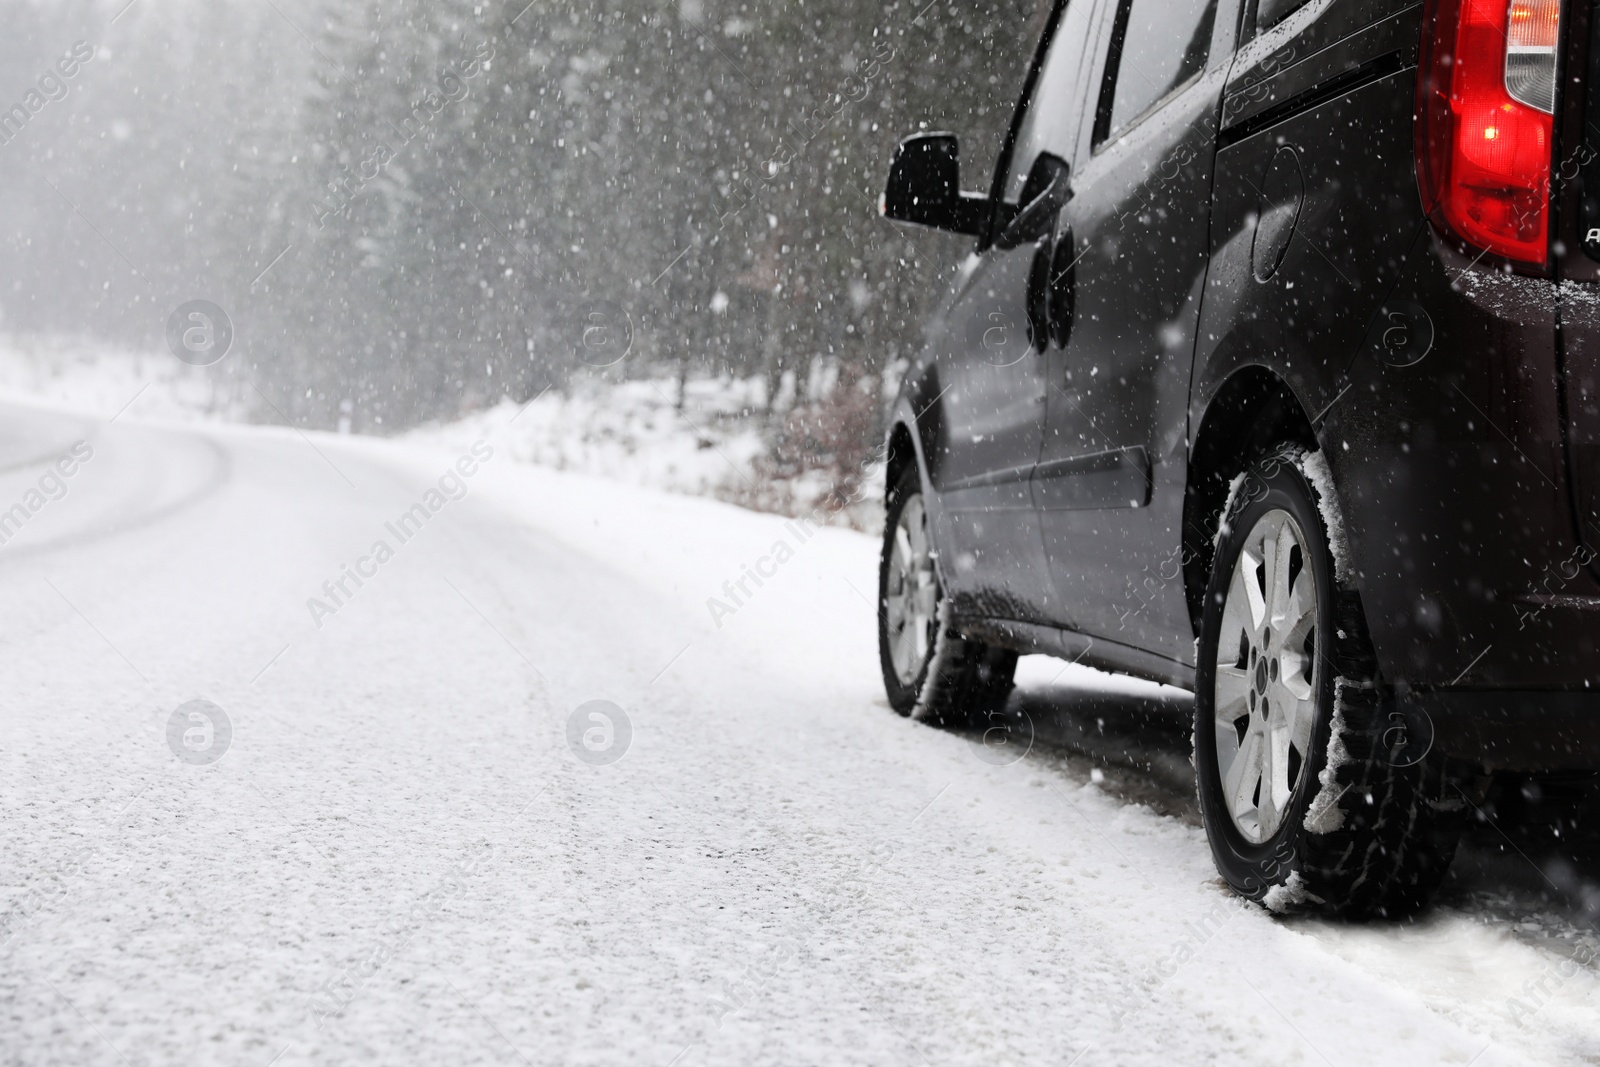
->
[1194, 446, 1463, 918]
[878, 464, 1017, 727]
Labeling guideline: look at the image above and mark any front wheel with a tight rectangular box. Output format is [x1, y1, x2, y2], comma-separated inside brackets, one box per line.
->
[878, 464, 1016, 726]
[1194, 447, 1462, 918]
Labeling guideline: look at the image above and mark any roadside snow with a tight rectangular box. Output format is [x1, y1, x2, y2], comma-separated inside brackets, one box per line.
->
[404, 378, 770, 512]
[404, 373, 885, 531]
[0, 336, 250, 424]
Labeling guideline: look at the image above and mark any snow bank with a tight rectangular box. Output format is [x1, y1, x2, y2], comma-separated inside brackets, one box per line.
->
[403, 373, 885, 531]
[0, 335, 250, 423]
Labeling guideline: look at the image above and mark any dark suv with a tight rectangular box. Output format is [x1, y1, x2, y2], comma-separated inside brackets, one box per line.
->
[876, 0, 1597, 916]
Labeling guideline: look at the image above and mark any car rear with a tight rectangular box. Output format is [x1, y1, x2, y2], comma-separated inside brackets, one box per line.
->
[1339, 0, 1600, 768]
[1200, 0, 1600, 771]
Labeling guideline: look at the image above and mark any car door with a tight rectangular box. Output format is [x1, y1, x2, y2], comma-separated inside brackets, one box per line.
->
[926, 0, 1100, 625]
[1033, 0, 1239, 663]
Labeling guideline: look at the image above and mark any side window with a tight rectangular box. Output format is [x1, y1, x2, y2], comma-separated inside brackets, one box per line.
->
[1002, 0, 1096, 203]
[1096, 0, 1219, 144]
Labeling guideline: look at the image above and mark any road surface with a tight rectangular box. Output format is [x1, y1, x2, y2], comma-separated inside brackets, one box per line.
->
[1, 397, 1597, 1065]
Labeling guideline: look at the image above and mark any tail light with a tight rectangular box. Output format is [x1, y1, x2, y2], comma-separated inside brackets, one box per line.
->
[1417, 0, 1562, 267]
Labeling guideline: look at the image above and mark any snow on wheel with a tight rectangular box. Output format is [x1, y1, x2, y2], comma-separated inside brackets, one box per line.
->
[1194, 447, 1463, 918]
[878, 464, 1016, 726]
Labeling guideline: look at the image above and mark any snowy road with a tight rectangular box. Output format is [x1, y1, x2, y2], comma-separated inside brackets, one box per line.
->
[2, 398, 1599, 1066]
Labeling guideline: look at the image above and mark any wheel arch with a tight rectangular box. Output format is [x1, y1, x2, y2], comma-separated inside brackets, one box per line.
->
[1182, 365, 1320, 636]
[885, 419, 920, 505]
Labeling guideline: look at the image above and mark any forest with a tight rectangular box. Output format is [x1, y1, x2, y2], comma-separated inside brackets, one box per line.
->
[0, 0, 1045, 473]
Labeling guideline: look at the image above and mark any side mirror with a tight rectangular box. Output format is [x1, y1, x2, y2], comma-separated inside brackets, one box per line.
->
[880, 133, 989, 236]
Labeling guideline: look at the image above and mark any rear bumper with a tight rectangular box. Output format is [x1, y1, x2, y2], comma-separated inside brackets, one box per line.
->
[1412, 689, 1600, 771]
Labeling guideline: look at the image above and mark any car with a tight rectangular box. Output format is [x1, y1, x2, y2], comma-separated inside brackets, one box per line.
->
[875, 0, 1595, 917]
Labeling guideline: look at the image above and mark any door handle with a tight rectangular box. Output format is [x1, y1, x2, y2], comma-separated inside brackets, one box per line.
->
[1049, 227, 1077, 349]
[1026, 238, 1051, 352]
[1026, 224, 1077, 352]
[995, 153, 1071, 251]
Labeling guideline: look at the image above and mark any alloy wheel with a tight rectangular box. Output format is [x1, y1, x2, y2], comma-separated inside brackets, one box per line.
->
[1212, 508, 1321, 843]
[885, 493, 938, 685]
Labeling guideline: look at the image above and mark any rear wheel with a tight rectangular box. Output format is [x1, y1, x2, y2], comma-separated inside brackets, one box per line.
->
[879, 464, 1016, 727]
[1194, 447, 1463, 917]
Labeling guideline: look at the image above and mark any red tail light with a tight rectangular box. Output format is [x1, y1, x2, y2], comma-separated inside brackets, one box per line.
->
[1417, 0, 1562, 267]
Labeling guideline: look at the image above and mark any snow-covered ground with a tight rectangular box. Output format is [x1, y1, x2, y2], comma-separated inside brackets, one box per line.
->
[403, 371, 887, 531]
[0, 336, 253, 425]
[446, 378, 768, 498]
[0, 337, 884, 531]
[2, 394, 1599, 1065]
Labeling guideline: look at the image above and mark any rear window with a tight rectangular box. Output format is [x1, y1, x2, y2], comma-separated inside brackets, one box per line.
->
[1098, 0, 1218, 142]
